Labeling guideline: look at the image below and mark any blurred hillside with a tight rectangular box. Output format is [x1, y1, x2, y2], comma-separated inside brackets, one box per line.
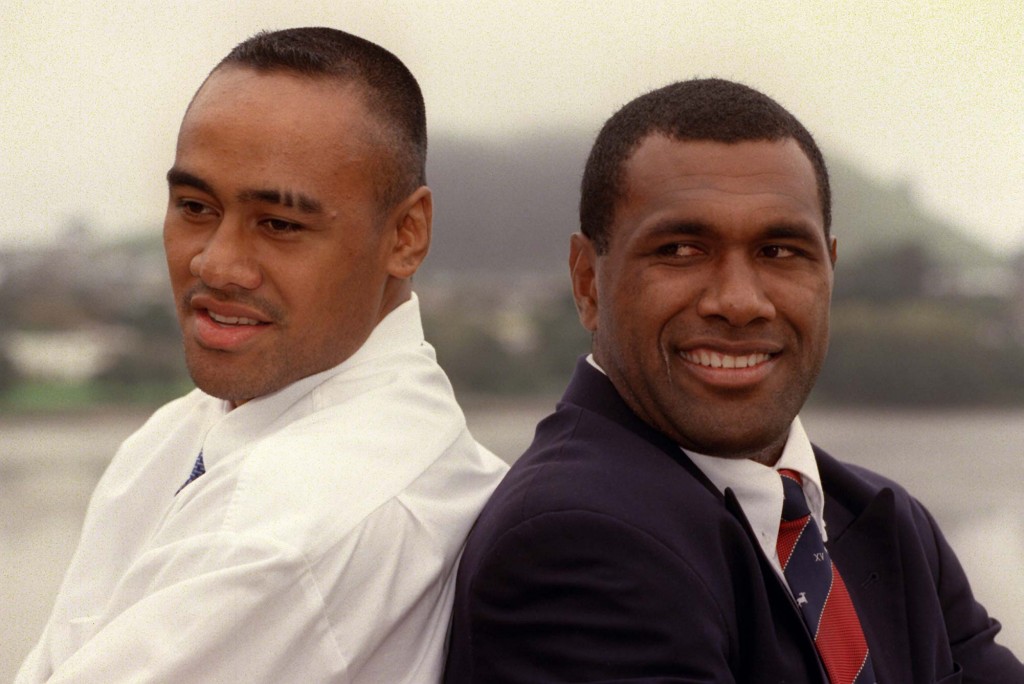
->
[2, 131, 1023, 408]
[424, 132, 1003, 276]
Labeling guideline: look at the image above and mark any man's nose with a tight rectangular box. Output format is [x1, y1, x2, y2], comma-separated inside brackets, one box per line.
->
[189, 217, 261, 291]
[695, 255, 776, 326]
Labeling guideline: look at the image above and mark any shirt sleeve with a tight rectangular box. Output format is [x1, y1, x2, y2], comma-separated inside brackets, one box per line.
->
[24, 531, 346, 683]
[22, 494, 460, 684]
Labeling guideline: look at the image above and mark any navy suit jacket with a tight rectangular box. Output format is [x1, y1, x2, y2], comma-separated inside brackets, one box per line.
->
[445, 359, 1022, 683]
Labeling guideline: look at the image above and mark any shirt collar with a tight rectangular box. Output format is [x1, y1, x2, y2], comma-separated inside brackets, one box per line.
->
[686, 417, 827, 573]
[199, 294, 425, 468]
[584, 353, 825, 545]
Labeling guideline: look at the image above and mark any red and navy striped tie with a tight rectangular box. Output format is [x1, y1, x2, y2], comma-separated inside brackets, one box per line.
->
[777, 469, 876, 684]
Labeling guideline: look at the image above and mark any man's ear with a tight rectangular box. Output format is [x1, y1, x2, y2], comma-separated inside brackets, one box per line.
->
[829, 236, 838, 268]
[569, 232, 599, 332]
[386, 186, 432, 279]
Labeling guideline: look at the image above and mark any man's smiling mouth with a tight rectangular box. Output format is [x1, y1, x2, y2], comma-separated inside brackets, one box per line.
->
[680, 350, 773, 369]
[208, 311, 264, 326]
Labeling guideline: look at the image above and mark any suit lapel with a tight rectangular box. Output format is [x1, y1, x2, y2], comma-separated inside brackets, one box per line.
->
[561, 358, 721, 492]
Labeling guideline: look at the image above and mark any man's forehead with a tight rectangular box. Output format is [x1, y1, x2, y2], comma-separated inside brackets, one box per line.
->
[185, 65, 369, 122]
[607, 135, 825, 239]
[618, 136, 820, 210]
[176, 67, 382, 161]
[625, 135, 810, 174]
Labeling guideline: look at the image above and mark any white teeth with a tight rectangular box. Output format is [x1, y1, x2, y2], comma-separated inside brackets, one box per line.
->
[209, 311, 260, 326]
[683, 351, 770, 369]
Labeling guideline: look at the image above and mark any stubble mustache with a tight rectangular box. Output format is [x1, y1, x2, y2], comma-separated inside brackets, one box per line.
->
[182, 283, 286, 325]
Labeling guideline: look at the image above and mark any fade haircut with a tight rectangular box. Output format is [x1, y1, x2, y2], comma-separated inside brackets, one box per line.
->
[214, 27, 427, 212]
[580, 78, 830, 253]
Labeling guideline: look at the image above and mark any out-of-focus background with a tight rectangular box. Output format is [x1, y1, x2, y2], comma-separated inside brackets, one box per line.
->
[2, 1, 1023, 678]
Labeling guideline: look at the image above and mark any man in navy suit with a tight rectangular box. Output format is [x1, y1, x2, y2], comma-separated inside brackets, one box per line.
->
[445, 79, 1023, 682]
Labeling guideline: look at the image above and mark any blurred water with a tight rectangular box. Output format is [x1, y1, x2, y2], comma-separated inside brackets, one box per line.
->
[2, 403, 1021, 679]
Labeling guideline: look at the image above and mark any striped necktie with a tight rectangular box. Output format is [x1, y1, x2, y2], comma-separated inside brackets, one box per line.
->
[175, 451, 206, 495]
[776, 469, 876, 684]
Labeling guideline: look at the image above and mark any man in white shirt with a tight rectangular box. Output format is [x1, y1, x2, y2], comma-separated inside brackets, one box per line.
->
[18, 27, 507, 683]
[445, 78, 1022, 682]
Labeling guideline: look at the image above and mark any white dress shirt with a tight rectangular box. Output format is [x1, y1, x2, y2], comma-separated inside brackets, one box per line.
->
[17, 294, 509, 684]
[686, 417, 827, 581]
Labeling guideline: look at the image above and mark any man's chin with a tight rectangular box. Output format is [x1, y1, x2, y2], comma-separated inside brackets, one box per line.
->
[191, 379, 255, 405]
[185, 362, 263, 406]
[669, 417, 793, 463]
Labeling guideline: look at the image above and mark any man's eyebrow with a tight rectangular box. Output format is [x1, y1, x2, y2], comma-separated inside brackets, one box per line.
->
[760, 222, 825, 242]
[237, 188, 323, 214]
[166, 168, 214, 195]
[166, 168, 324, 214]
[642, 220, 714, 240]
[643, 220, 823, 242]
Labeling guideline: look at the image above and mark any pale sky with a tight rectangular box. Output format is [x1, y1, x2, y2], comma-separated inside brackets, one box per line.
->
[2, 1, 1022, 252]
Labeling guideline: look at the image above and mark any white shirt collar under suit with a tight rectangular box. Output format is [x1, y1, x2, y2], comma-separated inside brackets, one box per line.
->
[584, 353, 826, 578]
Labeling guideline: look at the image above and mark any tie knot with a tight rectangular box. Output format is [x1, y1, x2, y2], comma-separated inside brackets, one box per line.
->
[779, 469, 810, 521]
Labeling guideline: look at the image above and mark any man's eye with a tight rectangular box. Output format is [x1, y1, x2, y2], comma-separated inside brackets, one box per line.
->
[762, 245, 797, 258]
[177, 199, 211, 216]
[658, 243, 702, 257]
[264, 218, 303, 233]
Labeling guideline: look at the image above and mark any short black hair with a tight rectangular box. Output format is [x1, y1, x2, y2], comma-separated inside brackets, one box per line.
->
[215, 27, 427, 212]
[580, 78, 830, 253]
